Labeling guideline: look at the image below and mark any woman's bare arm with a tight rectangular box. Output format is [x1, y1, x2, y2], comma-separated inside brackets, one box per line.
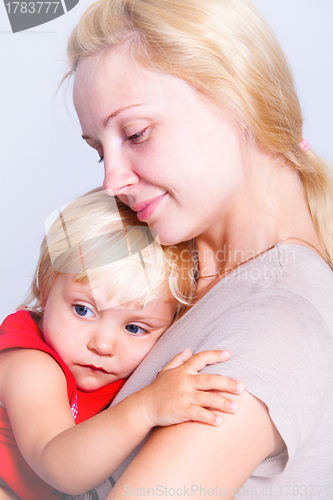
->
[107, 390, 285, 499]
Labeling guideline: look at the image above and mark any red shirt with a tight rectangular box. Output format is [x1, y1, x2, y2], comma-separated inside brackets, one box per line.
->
[0, 310, 126, 500]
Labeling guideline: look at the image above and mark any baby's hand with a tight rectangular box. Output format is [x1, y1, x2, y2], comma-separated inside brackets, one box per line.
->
[139, 348, 244, 428]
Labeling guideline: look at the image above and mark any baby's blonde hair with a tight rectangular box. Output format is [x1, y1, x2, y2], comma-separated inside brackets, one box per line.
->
[66, 0, 333, 268]
[20, 188, 197, 324]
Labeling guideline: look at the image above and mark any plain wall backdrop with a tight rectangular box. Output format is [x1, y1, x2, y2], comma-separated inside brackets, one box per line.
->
[0, 0, 332, 322]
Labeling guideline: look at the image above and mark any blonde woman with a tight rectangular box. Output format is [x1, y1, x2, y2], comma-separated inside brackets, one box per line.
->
[66, 0, 333, 497]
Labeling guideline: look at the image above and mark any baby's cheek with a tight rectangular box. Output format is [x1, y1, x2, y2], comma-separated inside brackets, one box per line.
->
[131, 350, 150, 367]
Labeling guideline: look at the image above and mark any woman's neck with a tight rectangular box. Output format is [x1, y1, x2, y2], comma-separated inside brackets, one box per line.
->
[195, 155, 324, 282]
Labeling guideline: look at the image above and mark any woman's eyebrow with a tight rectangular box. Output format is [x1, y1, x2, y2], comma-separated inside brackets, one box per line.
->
[103, 103, 143, 127]
[81, 103, 143, 140]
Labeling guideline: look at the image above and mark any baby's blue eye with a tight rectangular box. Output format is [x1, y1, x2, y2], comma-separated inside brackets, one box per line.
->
[125, 324, 147, 335]
[74, 305, 94, 318]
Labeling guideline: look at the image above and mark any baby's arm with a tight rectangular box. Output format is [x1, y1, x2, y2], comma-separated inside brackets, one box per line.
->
[0, 486, 22, 500]
[0, 478, 22, 500]
[0, 348, 242, 496]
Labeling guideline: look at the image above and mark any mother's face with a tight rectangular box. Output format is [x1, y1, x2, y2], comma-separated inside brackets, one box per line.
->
[73, 49, 246, 245]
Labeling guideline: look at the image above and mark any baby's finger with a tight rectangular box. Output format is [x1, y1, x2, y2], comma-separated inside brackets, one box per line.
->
[192, 373, 244, 395]
[162, 347, 193, 370]
[193, 390, 239, 414]
[182, 349, 231, 373]
[184, 405, 222, 426]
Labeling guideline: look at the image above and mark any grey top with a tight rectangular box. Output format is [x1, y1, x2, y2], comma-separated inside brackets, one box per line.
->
[72, 244, 333, 500]
[110, 244, 333, 497]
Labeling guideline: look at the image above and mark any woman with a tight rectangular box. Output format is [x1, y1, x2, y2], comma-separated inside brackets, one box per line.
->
[66, 0, 333, 497]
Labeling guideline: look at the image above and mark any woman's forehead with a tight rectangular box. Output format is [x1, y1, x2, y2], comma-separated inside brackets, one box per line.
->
[73, 49, 204, 130]
[75, 49, 153, 97]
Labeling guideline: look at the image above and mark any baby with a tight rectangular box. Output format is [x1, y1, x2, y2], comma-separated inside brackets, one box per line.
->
[0, 188, 242, 500]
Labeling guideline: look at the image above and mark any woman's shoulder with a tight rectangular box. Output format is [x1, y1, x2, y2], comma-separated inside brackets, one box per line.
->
[194, 246, 333, 478]
[190, 243, 333, 395]
[195, 243, 333, 332]
[273, 243, 333, 302]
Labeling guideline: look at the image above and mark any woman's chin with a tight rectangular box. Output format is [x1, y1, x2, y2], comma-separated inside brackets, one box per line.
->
[153, 226, 190, 246]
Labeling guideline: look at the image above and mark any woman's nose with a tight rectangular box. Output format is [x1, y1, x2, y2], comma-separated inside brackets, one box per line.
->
[102, 154, 139, 195]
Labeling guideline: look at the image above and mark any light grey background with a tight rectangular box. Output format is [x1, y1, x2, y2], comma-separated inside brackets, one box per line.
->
[0, 0, 332, 322]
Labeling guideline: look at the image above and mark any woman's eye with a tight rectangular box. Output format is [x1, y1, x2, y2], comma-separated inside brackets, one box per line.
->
[74, 305, 95, 318]
[126, 127, 149, 144]
[125, 324, 147, 335]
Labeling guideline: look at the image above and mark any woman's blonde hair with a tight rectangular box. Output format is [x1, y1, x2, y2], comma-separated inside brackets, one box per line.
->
[20, 188, 197, 324]
[66, 0, 333, 268]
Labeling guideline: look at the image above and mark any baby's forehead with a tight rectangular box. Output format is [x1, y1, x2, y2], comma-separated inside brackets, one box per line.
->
[69, 255, 169, 310]
[97, 294, 177, 316]
[70, 273, 175, 313]
[134, 295, 177, 312]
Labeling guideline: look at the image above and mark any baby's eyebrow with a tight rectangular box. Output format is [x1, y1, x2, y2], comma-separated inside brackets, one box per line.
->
[65, 286, 95, 303]
[136, 315, 173, 326]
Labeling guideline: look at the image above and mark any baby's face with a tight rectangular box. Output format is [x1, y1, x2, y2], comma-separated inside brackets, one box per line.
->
[42, 273, 176, 391]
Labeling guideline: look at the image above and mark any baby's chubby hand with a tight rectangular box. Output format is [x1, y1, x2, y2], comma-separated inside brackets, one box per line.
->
[137, 348, 244, 428]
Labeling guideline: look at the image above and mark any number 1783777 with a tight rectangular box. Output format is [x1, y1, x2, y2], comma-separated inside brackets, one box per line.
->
[5, 2, 59, 14]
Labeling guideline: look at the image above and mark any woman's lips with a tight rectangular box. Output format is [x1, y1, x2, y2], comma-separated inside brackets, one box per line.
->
[132, 193, 167, 221]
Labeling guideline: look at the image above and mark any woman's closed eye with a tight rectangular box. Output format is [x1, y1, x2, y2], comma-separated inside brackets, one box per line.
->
[96, 146, 104, 163]
[126, 127, 149, 144]
[74, 304, 95, 318]
[97, 128, 149, 163]
[125, 324, 148, 336]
